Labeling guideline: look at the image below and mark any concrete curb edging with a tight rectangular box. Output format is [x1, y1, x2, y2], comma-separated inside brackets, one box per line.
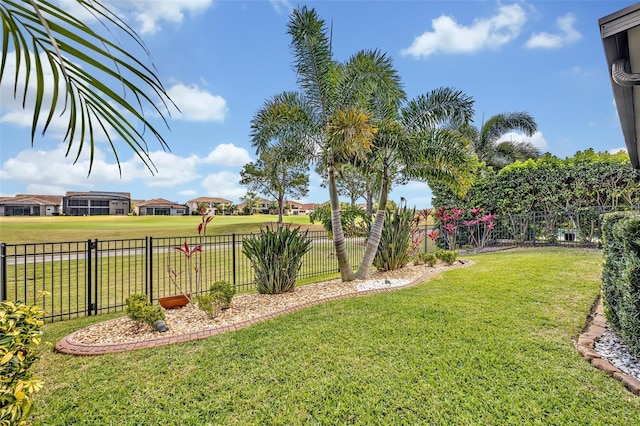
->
[55, 260, 474, 356]
[575, 298, 640, 395]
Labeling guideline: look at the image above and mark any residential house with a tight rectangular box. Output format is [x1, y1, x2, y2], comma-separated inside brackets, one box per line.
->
[186, 197, 233, 215]
[0, 194, 63, 216]
[63, 191, 130, 216]
[137, 198, 188, 216]
[284, 200, 317, 215]
[299, 203, 319, 215]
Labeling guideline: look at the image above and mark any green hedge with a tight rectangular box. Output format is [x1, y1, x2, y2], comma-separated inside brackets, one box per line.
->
[601, 211, 640, 356]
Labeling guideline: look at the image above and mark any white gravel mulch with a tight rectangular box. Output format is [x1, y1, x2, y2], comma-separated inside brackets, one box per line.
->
[71, 261, 468, 346]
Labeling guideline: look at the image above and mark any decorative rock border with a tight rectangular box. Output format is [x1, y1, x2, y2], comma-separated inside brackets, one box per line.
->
[575, 299, 640, 395]
[55, 260, 474, 356]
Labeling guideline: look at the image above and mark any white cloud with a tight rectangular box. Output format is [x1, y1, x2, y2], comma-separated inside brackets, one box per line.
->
[0, 52, 74, 137]
[141, 151, 202, 187]
[400, 4, 527, 59]
[0, 144, 143, 191]
[167, 83, 228, 122]
[608, 147, 627, 155]
[525, 13, 582, 49]
[497, 130, 547, 150]
[202, 144, 252, 166]
[201, 172, 246, 200]
[90, 0, 214, 35]
[270, 0, 293, 15]
[179, 189, 198, 197]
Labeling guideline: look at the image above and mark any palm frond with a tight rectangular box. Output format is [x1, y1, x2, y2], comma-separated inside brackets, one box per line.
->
[249, 91, 318, 160]
[287, 6, 334, 121]
[481, 111, 538, 145]
[1, 0, 176, 175]
[405, 128, 478, 196]
[401, 87, 474, 133]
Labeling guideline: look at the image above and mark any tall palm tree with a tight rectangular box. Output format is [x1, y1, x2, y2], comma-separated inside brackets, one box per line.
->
[251, 7, 395, 281]
[2, 0, 174, 174]
[463, 112, 539, 169]
[355, 87, 477, 278]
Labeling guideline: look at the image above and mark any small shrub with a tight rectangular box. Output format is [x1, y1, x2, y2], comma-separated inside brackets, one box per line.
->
[435, 249, 458, 265]
[126, 294, 165, 329]
[209, 280, 235, 309]
[420, 252, 438, 267]
[196, 292, 227, 319]
[0, 300, 45, 425]
[373, 207, 414, 272]
[242, 225, 312, 294]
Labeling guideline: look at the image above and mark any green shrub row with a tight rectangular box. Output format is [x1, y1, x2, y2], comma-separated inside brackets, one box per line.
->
[0, 300, 46, 425]
[601, 212, 640, 357]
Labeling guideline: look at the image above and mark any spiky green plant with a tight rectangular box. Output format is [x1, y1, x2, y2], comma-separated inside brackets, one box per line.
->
[242, 225, 312, 294]
[372, 207, 415, 272]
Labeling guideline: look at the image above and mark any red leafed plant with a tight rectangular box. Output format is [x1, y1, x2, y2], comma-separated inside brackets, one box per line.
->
[167, 207, 213, 301]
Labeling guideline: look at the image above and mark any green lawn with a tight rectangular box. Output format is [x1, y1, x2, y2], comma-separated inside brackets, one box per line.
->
[0, 214, 321, 244]
[31, 247, 639, 425]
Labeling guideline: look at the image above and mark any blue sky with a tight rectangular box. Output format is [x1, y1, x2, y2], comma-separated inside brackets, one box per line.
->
[0, 0, 633, 208]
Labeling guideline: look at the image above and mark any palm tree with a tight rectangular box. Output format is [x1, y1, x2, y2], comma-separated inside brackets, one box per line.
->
[1, 0, 174, 174]
[251, 7, 395, 281]
[355, 87, 477, 278]
[463, 112, 539, 169]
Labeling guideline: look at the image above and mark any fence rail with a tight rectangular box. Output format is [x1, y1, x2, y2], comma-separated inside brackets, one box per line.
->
[0, 231, 366, 321]
[1, 207, 626, 322]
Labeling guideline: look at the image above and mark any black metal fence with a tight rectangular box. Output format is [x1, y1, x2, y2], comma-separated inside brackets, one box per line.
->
[0, 231, 366, 321]
[1, 207, 629, 322]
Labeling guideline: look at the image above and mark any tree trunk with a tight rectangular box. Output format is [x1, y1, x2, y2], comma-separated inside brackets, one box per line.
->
[355, 163, 390, 279]
[365, 184, 374, 216]
[277, 195, 284, 224]
[328, 166, 354, 281]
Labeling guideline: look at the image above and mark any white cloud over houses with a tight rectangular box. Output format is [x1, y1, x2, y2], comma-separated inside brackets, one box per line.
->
[167, 83, 228, 122]
[201, 171, 247, 200]
[201, 143, 252, 166]
[525, 13, 582, 49]
[497, 131, 548, 150]
[400, 4, 527, 59]
[0, 143, 253, 199]
[0, 52, 84, 139]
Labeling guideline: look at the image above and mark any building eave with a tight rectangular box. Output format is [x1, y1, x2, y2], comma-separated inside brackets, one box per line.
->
[600, 2, 640, 170]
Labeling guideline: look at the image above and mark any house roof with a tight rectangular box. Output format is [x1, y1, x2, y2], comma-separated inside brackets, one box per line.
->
[187, 197, 232, 204]
[138, 198, 185, 209]
[65, 191, 131, 199]
[0, 194, 63, 205]
[600, 3, 640, 170]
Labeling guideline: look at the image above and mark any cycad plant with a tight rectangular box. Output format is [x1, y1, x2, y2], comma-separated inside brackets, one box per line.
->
[372, 207, 415, 272]
[242, 225, 312, 294]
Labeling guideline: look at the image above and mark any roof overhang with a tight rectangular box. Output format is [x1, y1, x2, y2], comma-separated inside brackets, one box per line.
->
[599, 3, 640, 170]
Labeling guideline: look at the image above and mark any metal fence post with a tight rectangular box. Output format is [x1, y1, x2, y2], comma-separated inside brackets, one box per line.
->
[0, 243, 6, 302]
[149, 236, 154, 304]
[232, 233, 237, 286]
[93, 239, 98, 316]
[532, 211, 536, 246]
[597, 206, 603, 249]
[86, 239, 92, 316]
